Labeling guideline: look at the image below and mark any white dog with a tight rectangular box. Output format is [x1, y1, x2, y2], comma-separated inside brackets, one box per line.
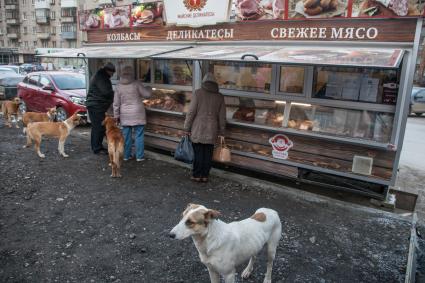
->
[169, 204, 282, 283]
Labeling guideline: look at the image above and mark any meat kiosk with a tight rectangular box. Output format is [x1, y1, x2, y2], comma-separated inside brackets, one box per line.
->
[43, 0, 423, 200]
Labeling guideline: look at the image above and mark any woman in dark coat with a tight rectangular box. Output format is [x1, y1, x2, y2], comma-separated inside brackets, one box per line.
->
[184, 73, 226, 182]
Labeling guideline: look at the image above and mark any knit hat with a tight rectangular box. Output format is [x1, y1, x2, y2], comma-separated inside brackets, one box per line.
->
[104, 62, 116, 72]
[202, 72, 217, 84]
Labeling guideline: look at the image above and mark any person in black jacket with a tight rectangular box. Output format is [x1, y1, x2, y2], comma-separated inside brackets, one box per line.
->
[86, 62, 115, 154]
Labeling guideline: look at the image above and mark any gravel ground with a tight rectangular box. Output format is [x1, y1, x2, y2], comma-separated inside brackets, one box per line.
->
[0, 123, 413, 283]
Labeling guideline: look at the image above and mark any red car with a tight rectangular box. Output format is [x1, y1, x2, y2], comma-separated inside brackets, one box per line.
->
[18, 71, 87, 121]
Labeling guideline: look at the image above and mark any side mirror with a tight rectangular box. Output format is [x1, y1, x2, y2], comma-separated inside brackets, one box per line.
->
[42, 84, 54, 92]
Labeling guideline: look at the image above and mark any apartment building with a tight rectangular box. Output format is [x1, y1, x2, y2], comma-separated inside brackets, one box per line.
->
[0, 0, 82, 64]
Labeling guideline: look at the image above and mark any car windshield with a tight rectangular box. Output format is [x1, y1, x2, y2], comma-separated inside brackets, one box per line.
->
[52, 74, 86, 90]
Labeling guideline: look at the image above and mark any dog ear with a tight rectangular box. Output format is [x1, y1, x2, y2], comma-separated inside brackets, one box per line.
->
[204, 209, 220, 220]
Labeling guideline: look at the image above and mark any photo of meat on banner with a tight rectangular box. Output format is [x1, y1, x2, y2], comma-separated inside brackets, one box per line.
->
[351, 0, 424, 18]
[290, 0, 349, 18]
[234, 0, 286, 21]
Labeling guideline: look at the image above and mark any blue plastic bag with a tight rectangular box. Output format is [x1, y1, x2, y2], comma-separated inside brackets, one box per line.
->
[174, 135, 194, 164]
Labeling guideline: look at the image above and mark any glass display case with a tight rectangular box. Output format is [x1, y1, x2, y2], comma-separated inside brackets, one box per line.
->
[279, 66, 305, 95]
[207, 61, 272, 93]
[144, 88, 192, 113]
[154, 60, 193, 86]
[225, 96, 286, 128]
[288, 104, 394, 143]
[313, 66, 400, 105]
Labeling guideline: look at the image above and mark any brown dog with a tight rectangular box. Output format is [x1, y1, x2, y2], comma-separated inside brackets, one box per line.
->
[24, 113, 81, 158]
[1, 97, 21, 128]
[103, 116, 124, 178]
[22, 107, 57, 132]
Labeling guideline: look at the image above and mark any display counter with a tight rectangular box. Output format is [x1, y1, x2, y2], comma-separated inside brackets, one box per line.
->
[135, 51, 403, 190]
[40, 16, 422, 198]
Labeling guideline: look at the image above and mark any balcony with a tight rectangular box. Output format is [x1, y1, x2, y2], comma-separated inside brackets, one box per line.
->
[61, 31, 77, 39]
[35, 0, 50, 9]
[7, 33, 19, 39]
[6, 19, 20, 25]
[5, 4, 18, 10]
[61, 0, 78, 8]
[37, 32, 50, 39]
[36, 16, 50, 24]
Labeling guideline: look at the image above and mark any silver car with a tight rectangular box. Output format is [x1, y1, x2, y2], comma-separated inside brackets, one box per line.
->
[411, 87, 425, 116]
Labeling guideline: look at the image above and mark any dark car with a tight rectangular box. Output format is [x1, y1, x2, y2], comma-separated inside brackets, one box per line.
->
[18, 71, 87, 121]
[20, 63, 45, 74]
[0, 74, 25, 99]
[410, 87, 425, 116]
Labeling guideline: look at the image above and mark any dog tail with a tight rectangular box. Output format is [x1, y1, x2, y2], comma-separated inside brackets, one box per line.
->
[113, 139, 123, 169]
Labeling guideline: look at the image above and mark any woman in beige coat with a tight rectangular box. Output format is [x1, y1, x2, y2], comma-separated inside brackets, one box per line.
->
[184, 73, 226, 182]
[113, 66, 152, 161]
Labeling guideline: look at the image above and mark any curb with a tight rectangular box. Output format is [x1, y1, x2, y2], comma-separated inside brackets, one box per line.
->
[405, 213, 419, 283]
[145, 150, 412, 221]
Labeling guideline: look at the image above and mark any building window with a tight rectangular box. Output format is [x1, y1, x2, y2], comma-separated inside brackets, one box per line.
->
[32, 12, 35, 20]
[50, 0, 55, 5]
[61, 7, 76, 17]
[22, 12, 27, 20]
[32, 0, 34, 4]
[33, 41, 37, 47]
[24, 41, 28, 48]
[51, 26, 56, 34]
[42, 40, 48, 48]
[61, 23, 76, 32]
[52, 41, 56, 48]
[51, 11, 55, 20]
[32, 27, 36, 34]
[23, 27, 27, 34]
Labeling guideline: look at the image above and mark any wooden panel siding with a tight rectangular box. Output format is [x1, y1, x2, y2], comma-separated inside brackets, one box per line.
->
[145, 111, 394, 181]
[87, 18, 417, 44]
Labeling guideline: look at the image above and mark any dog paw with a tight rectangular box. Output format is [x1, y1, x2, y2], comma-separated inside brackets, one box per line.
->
[62, 154, 69, 158]
[263, 278, 272, 283]
[39, 154, 46, 158]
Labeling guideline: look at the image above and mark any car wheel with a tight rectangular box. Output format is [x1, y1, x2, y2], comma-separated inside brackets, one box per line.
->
[56, 107, 68, 122]
[19, 101, 27, 114]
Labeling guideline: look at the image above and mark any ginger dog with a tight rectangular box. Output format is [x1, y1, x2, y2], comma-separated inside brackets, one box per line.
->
[103, 116, 124, 178]
[24, 113, 81, 158]
[22, 107, 57, 133]
[1, 97, 21, 128]
[170, 204, 282, 283]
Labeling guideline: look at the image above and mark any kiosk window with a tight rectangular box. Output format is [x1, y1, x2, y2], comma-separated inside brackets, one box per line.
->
[279, 66, 305, 94]
[144, 88, 192, 113]
[313, 67, 400, 105]
[208, 61, 272, 94]
[137, 59, 151, 83]
[154, 60, 193, 86]
[288, 104, 394, 143]
[225, 97, 286, 128]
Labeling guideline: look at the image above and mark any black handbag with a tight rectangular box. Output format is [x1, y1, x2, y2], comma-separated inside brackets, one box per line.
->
[174, 135, 194, 164]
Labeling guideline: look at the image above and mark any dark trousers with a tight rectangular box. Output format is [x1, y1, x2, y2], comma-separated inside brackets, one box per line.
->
[192, 143, 214, 178]
[87, 108, 106, 153]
